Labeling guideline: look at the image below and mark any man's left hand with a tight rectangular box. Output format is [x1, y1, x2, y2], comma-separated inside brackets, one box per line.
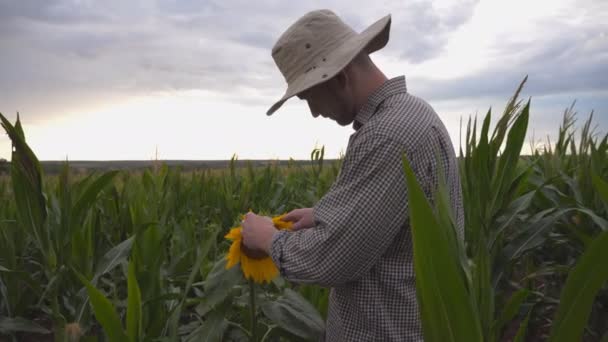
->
[241, 212, 277, 255]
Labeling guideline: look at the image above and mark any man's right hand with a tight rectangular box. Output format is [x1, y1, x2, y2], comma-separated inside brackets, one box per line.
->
[282, 208, 315, 231]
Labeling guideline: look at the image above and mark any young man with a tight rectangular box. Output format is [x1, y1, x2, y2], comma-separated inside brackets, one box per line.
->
[241, 9, 464, 341]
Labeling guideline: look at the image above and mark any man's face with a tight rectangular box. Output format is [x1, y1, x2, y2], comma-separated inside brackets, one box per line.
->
[297, 75, 356, 126]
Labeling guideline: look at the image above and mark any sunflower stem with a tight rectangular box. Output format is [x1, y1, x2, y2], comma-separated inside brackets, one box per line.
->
[249, 279, 258, 342]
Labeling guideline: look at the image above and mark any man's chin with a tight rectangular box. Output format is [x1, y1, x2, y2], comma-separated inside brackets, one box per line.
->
[324, 113, 352, 126]
[336, 118, 354, 126]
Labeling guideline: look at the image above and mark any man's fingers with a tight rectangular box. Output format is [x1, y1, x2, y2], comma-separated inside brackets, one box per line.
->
[292, 221, 302, 230]
[282, 211, 300, 222]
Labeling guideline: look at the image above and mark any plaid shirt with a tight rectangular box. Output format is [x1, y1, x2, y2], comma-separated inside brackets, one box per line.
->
[270, 76, 464, 341]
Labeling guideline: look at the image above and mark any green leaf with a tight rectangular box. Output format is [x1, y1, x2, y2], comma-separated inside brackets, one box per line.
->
[592, 173, 608, 205]
[126, 259, 142, 342]
[0, 316, 50, 334]
[491, 289, 529, 340]
[402, 155, 483, 342]
[473, 243, 493, 339]
[549, 232, 608, 342]
[185, 308, 228, 342]
[513, 308, 532, 342]
[169, 227, 218, 339]
[58, 161, 72, 245]
[92, 236, 135, 283]
[71, 171, 119, 225]
[495, 208, 569, 286]
[501, 209, 568, 261]
[573, 207, 608, 232]
[0, 266, 43, 297]
[74, 269, 128, 341]
[75, 235, 135, 324]
[490, 101, 530, 215]
[0, 113, 49, 262]
[489, 190, 536, 249]
[261, 288, 325, 341]
[196, 258, 241, 316]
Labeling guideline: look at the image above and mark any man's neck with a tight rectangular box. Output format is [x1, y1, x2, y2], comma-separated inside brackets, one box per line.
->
[354, 67, 388, 113]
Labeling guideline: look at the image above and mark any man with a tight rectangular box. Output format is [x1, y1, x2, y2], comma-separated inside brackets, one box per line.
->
[242, 9, 464, 341]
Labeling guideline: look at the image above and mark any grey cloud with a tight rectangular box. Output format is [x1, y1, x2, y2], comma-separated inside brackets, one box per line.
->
[414, 17, 608, 102]
[0, 0, 106, 24]
[441, 0, 478, 29]
[159, 0, 475, 63]
[384, 0, 479, 63]
[156, 0, 220, 15]
[233, 31, 277, 50]
[0, 0, 603, 126]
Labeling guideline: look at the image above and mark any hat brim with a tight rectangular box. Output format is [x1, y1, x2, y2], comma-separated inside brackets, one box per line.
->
[266, 14, 392, 116]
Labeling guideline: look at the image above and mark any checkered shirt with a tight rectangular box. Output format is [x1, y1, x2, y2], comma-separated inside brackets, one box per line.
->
[270, 76, 465, 341]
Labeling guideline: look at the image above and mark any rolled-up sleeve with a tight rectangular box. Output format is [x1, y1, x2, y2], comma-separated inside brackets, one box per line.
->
[270, 133, 425, 287]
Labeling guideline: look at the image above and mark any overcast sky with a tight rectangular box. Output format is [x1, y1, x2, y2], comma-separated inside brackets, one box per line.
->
[0, 0, 606, 160]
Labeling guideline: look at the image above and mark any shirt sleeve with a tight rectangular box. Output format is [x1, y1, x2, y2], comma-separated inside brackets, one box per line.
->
[270, 133, 428, 287]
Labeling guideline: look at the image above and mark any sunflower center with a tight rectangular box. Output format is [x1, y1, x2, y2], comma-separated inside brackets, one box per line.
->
[240, 241, 268, 259]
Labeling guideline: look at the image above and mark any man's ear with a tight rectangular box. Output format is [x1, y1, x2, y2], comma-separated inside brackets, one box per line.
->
[335, 70, 349, 90]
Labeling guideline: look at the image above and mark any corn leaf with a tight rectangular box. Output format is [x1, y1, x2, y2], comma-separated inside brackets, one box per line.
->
[402, 155, 482, 342]
[197, 258, 241, 316]
[168, 227, 218, 339]
[0, 316, 50, 334]
[0, 113, 50, 262]
[592, 172, 608, 206]
[490, 101, 530, 216]
[261, 288, 325, 341]
[491, 289, 529, 340]
[501, 208, 568, 261]
[573, 207, 608, 231]
[513, 308, 532, 342]
[92, 236, 135, 284]
[71, 171, 120, 225]
[185, 306, 228, 342]
[126, 259, 142, 342]
[549, 232, 608, 342]
[74, 269, 127, 341]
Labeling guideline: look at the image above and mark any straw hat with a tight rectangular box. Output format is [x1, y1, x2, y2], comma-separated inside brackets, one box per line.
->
[267, 10, 391, 115]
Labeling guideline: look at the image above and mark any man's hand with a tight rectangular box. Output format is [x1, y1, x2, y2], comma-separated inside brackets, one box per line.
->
[282, 208, 315, 231]
[241, 212, 277, 255]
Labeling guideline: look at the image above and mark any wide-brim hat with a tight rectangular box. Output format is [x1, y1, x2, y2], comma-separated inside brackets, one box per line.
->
[267, 10, 391, 115]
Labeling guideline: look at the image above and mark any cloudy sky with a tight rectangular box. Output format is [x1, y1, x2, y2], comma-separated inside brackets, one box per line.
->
[0, 0, 606, 160]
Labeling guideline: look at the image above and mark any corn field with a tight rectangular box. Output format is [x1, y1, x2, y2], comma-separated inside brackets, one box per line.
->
[0, 79, 607, 341]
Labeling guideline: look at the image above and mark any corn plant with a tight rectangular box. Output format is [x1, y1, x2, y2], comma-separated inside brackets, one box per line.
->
[403, 77, 608, 341]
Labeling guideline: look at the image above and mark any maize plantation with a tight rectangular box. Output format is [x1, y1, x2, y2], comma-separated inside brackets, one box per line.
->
[0, 79, 607, 341]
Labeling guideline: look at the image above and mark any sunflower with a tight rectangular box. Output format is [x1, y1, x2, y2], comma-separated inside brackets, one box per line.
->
[225, 214, 293, 283]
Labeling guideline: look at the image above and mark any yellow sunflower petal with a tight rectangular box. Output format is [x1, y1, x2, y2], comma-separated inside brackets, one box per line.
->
[225, 239, 242, 269]
[224, 227, 242, 240]
[240, 254, 253, 280]
[240, 254, 279, 284]
[258, 257, 279, 283]
[223, 212, 287, 283]
[272, 215, 293, 230]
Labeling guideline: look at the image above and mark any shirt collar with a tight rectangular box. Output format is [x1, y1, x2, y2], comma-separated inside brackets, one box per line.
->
[353, 76, 408, 130]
